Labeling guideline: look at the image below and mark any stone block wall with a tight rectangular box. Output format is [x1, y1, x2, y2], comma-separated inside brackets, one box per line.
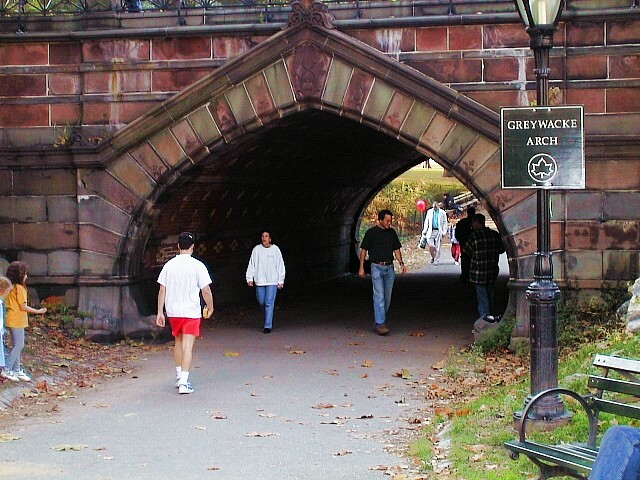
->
[0, 4, 638, 339]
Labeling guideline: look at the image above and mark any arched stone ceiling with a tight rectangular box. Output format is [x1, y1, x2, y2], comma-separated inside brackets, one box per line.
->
[77, 0, 509, 311]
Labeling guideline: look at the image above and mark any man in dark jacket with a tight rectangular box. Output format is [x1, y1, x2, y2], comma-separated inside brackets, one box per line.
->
[464, 214, 505, 320]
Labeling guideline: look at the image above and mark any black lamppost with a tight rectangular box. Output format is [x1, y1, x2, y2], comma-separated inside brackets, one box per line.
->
[514, 0, 566, 420]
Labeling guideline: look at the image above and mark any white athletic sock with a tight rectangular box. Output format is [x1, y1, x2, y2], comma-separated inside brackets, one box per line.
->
[179, 371, 189, 385]
[175, 366, 182, 378]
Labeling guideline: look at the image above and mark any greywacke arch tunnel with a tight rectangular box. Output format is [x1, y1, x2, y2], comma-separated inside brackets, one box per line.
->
[0, 0, 638, 340]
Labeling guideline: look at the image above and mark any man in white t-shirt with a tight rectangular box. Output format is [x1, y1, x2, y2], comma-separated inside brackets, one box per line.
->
[156, 232, 213, 395]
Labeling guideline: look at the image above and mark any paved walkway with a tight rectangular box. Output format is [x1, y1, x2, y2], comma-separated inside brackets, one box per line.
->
[0, 251, 508, 480]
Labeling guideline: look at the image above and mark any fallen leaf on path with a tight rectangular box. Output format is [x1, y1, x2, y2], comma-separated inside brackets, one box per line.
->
[258, 413, 277, 418]
[409, 331, 425, 337]
[207, 466, 221, 471]
[358, 415, 373, 419]
[333, 450, 353, 456]
[361, 360, 374, 368]
[360, 374, 368, 378]
[369, 465, 390, 471]
[320, 420, 346, 426]
[325, 369, 339, 375]
[0, 434, 21, 442]
[21, 389, 38, 398]
[51, 444, 88, 451]
[244, 431, 277, 437]
[312, 403, 335, 409]
[224, 351, 239, 357]
[195, 426, 207, 431]
[34, 380, 48, 391]
[393, 369, 410, 379]
[289, 350, 305, 355]
[431, 360, 446, 370]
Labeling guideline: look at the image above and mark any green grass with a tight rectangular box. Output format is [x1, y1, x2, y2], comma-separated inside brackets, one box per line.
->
[394, 166, 462, 186]
[419, 331, 640, 479]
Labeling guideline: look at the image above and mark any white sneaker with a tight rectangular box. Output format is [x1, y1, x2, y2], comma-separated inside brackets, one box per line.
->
[175, 378, 181, 388]
[454, 260, 459, 265]
[178, 382, 194, 394]
[15, 369, 31, 381]
[1, 370, 20, 382]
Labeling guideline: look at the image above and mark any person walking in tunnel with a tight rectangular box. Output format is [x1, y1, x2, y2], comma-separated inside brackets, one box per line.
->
[421, 201, 448, 265]
[448, 215, 461, 266]
[358, 209, 406, 336]
[156, 232, 214, 395]
[246, 229, 286, 334]
[455, 206, 476, 282]
[464, 214, 505, 321]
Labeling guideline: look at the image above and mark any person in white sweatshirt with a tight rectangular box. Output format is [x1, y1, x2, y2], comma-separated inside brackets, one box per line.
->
[245, 230, 286, 334]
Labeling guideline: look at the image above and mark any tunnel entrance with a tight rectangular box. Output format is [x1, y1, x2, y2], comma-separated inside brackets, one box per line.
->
[77, 0, 511, 338]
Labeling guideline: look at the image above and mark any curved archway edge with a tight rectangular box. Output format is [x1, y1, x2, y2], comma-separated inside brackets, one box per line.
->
[77, 3, 531, 338]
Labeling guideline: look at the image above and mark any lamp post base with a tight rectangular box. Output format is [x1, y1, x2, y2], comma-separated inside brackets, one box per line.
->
[513, 407, 573, 432]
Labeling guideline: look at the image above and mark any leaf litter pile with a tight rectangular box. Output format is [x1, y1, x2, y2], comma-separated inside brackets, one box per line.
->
[0, 299, 162, 428]
[377, 348, 528, 478]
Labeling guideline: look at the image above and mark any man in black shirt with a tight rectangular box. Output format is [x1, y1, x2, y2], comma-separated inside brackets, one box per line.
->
[358, 209, 406, 335]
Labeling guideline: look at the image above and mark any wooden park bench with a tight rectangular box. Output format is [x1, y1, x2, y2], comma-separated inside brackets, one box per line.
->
[504, 354, 640, 479]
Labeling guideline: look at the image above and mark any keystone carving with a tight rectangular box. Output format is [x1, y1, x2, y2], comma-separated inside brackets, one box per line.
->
[286, 0, 335, 30]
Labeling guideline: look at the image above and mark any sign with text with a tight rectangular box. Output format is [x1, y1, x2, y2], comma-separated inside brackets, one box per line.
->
[501, 105, 585, 189]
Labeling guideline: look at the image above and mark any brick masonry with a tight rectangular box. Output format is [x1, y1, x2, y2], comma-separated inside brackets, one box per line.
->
[0, 6, 639, 338]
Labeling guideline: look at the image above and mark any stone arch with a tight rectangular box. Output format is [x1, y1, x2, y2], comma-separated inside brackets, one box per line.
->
[77, 0, 529, 337]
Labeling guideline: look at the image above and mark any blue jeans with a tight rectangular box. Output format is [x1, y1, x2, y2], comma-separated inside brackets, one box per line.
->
[256, 285, 278, 329]
[371, 264, 395, 326]
[6, 327, 25, 372]
[590, 426, 640, 480]
[474, 283, 495, 317]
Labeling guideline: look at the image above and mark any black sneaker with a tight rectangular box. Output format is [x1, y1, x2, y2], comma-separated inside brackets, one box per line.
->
[263, 328, 271, 334]
[482, 315, 496, 323]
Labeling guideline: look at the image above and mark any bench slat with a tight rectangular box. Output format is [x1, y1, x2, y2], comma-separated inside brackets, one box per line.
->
[588, 376, 640, 397]
[594, 355, 640, 376]
[591, 398, 640, 419]
[505, 440, 595, 473]
[553, 443, 598, 461]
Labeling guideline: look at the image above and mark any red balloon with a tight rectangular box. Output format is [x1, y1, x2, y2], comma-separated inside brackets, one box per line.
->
[416, 199, 426, 212]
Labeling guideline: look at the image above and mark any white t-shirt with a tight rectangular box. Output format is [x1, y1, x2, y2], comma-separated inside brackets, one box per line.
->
[158, 254, 212, 319]
[245, 244, 286, 286]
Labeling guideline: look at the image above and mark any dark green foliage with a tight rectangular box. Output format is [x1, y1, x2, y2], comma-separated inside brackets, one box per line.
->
[557, 286, 631, 350]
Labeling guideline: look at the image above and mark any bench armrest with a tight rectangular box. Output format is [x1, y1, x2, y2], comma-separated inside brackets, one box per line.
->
[518, 388, 598, 447]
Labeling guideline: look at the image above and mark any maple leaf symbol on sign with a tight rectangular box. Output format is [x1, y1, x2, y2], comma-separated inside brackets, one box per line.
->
[527, 154, 558, 183]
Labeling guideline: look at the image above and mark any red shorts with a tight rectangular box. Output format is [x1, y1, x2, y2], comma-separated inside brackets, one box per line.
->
[168, 317, 201, 337]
